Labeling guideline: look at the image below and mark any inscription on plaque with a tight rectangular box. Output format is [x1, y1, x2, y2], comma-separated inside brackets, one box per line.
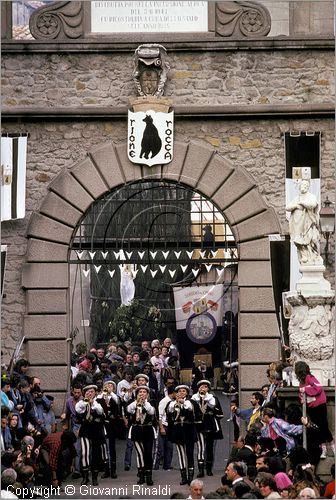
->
[91, 1, 208, 33]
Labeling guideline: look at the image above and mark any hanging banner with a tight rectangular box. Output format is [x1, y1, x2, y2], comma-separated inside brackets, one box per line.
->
[1, 136, 27, 222]
[173, 284, 223, 344]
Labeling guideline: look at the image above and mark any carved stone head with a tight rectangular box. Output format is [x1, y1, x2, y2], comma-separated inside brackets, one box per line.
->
[133, 44, 170, 97]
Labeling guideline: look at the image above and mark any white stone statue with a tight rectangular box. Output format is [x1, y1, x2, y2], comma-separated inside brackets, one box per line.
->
[286, 179, 321, 265]
[120, 264, 135, 306]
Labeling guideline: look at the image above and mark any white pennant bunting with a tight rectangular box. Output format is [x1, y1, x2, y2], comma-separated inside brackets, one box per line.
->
[101, 251, 108, 259]
[150, 251, 157, 259]
[186, 251, 193, 259]
[199, 250, 206, 259]
[118, 264, 124, 271]
[133, 269, 139, 278]
[169, 269, 176, 278]
[211, 250, 218, 257]
[141, 265, 148, 273]
[180, 264, 188, 272]
[113, 251, 120, 259]
[76, 251, 85, 259]
[192, 269, 199, 277]
[138, 251, 145, 259]
[83, 269, 90, 278]
[89, 251, 96, 259]
[159, 265, 167, 273]
[150, 269, 158, 278]
[94, 265, 101, 273]
[216, 267, 224, 277]
[162, 251, 169, 259]
[205, 264, 213, 272]
[174, 251, 181, 259]
[119, 249, 126, 260]
[108, 270, 115, 278]
[126, 251, 133, 259]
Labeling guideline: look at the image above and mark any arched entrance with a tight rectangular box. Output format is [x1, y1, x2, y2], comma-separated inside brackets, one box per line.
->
[68, 179, 239, 383]
[22, 140, 282, 412]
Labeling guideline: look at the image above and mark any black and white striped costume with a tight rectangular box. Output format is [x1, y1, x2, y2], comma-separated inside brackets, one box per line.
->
[166, 396, 197, 484]
[191, 388, 223, 476]
[75, 398, 105, 474]
[126, 386, 157, 486]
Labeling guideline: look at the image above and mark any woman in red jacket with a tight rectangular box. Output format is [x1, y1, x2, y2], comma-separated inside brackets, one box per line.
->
[295, 361, 334, 460]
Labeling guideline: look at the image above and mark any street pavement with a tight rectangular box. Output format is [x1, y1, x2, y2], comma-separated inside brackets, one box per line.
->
[55, 392, 234, 498]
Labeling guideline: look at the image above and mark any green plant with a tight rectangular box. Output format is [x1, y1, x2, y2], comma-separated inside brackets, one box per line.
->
[108, 299, 162, 343]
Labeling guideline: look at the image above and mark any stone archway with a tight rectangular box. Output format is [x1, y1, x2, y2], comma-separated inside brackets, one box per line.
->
[22, 140, 282, 412]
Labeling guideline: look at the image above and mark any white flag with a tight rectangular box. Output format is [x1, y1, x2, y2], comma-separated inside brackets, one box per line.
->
[1, 136, 27, 221]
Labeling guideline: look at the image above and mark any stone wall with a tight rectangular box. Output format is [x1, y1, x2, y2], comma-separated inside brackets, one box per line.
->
[2, 50, 334, 108]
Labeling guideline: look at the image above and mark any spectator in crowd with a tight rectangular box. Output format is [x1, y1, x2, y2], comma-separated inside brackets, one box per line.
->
[187, 478, 205, 499]
[1, 407, 13, 451]
[12, 360, 30, 382]
[40, 430, 76, 486]
[289, 464, 321, 499]
[225, 461, 252, 496]
[261, 408, 308, 453]
[255, 472, 281, 498]
[274, 472, 293, 499]
[8, 414, 21, 451]
[297, 487, 316, 499]
[323, 463, 335, 498]
[1, 379, 14, 411]
[295, 360, 334, 462]
[61, 383, 82, 478]
[231, 392, 264, 433]
[236, 433, 258, 467]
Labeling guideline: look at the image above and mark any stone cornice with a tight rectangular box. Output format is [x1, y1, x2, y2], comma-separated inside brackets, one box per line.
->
[2, 103, 334, 120]
[1, 36, 335, 54]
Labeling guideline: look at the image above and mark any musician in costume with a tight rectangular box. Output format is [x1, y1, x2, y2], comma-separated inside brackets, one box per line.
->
[75, 384, 105, 486]
[167, 384, 197, 486]
[96, 380, 121, 479]
[191, 379, 223, 477]
[126, 385, 156, 486]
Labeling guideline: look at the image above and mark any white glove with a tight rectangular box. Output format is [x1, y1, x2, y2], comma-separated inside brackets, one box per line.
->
[167, 401, 175, 413]
[144, 401, 155, 415]
[183, 400, 192, 410]
[205, 395, 216, 407]
[75, 400, 88, 414]
[91, 400, 103, 414]
[127, 401, 137, 414]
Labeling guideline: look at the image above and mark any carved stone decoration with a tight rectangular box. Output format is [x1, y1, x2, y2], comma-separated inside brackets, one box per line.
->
[133, 44, 170, 98]
[29, 1, 83, 40]
[216, 1, 271, 38]
[286, 291, 335, 385]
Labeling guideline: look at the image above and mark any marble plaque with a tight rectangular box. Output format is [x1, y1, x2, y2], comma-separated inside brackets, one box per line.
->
[91, 1, 208, 33]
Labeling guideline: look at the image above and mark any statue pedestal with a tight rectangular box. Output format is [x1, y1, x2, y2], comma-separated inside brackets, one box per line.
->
[296, 263, 331, 296]
[285, 290, 335, 386]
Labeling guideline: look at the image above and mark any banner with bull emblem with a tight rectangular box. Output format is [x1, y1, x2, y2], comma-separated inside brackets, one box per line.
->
[128, 109, 174, 167]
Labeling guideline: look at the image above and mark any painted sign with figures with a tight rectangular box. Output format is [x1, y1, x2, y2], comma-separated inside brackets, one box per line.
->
[128, 109, 174, 167]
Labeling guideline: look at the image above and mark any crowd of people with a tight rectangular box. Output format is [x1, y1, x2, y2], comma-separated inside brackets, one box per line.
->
[0, 337, 335, 499]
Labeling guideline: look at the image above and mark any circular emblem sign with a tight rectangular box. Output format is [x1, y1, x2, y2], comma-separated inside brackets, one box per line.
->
[186, 312, 217, 344]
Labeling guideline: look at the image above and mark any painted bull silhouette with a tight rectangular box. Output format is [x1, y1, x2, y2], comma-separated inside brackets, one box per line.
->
[140, 115, 162, 160]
